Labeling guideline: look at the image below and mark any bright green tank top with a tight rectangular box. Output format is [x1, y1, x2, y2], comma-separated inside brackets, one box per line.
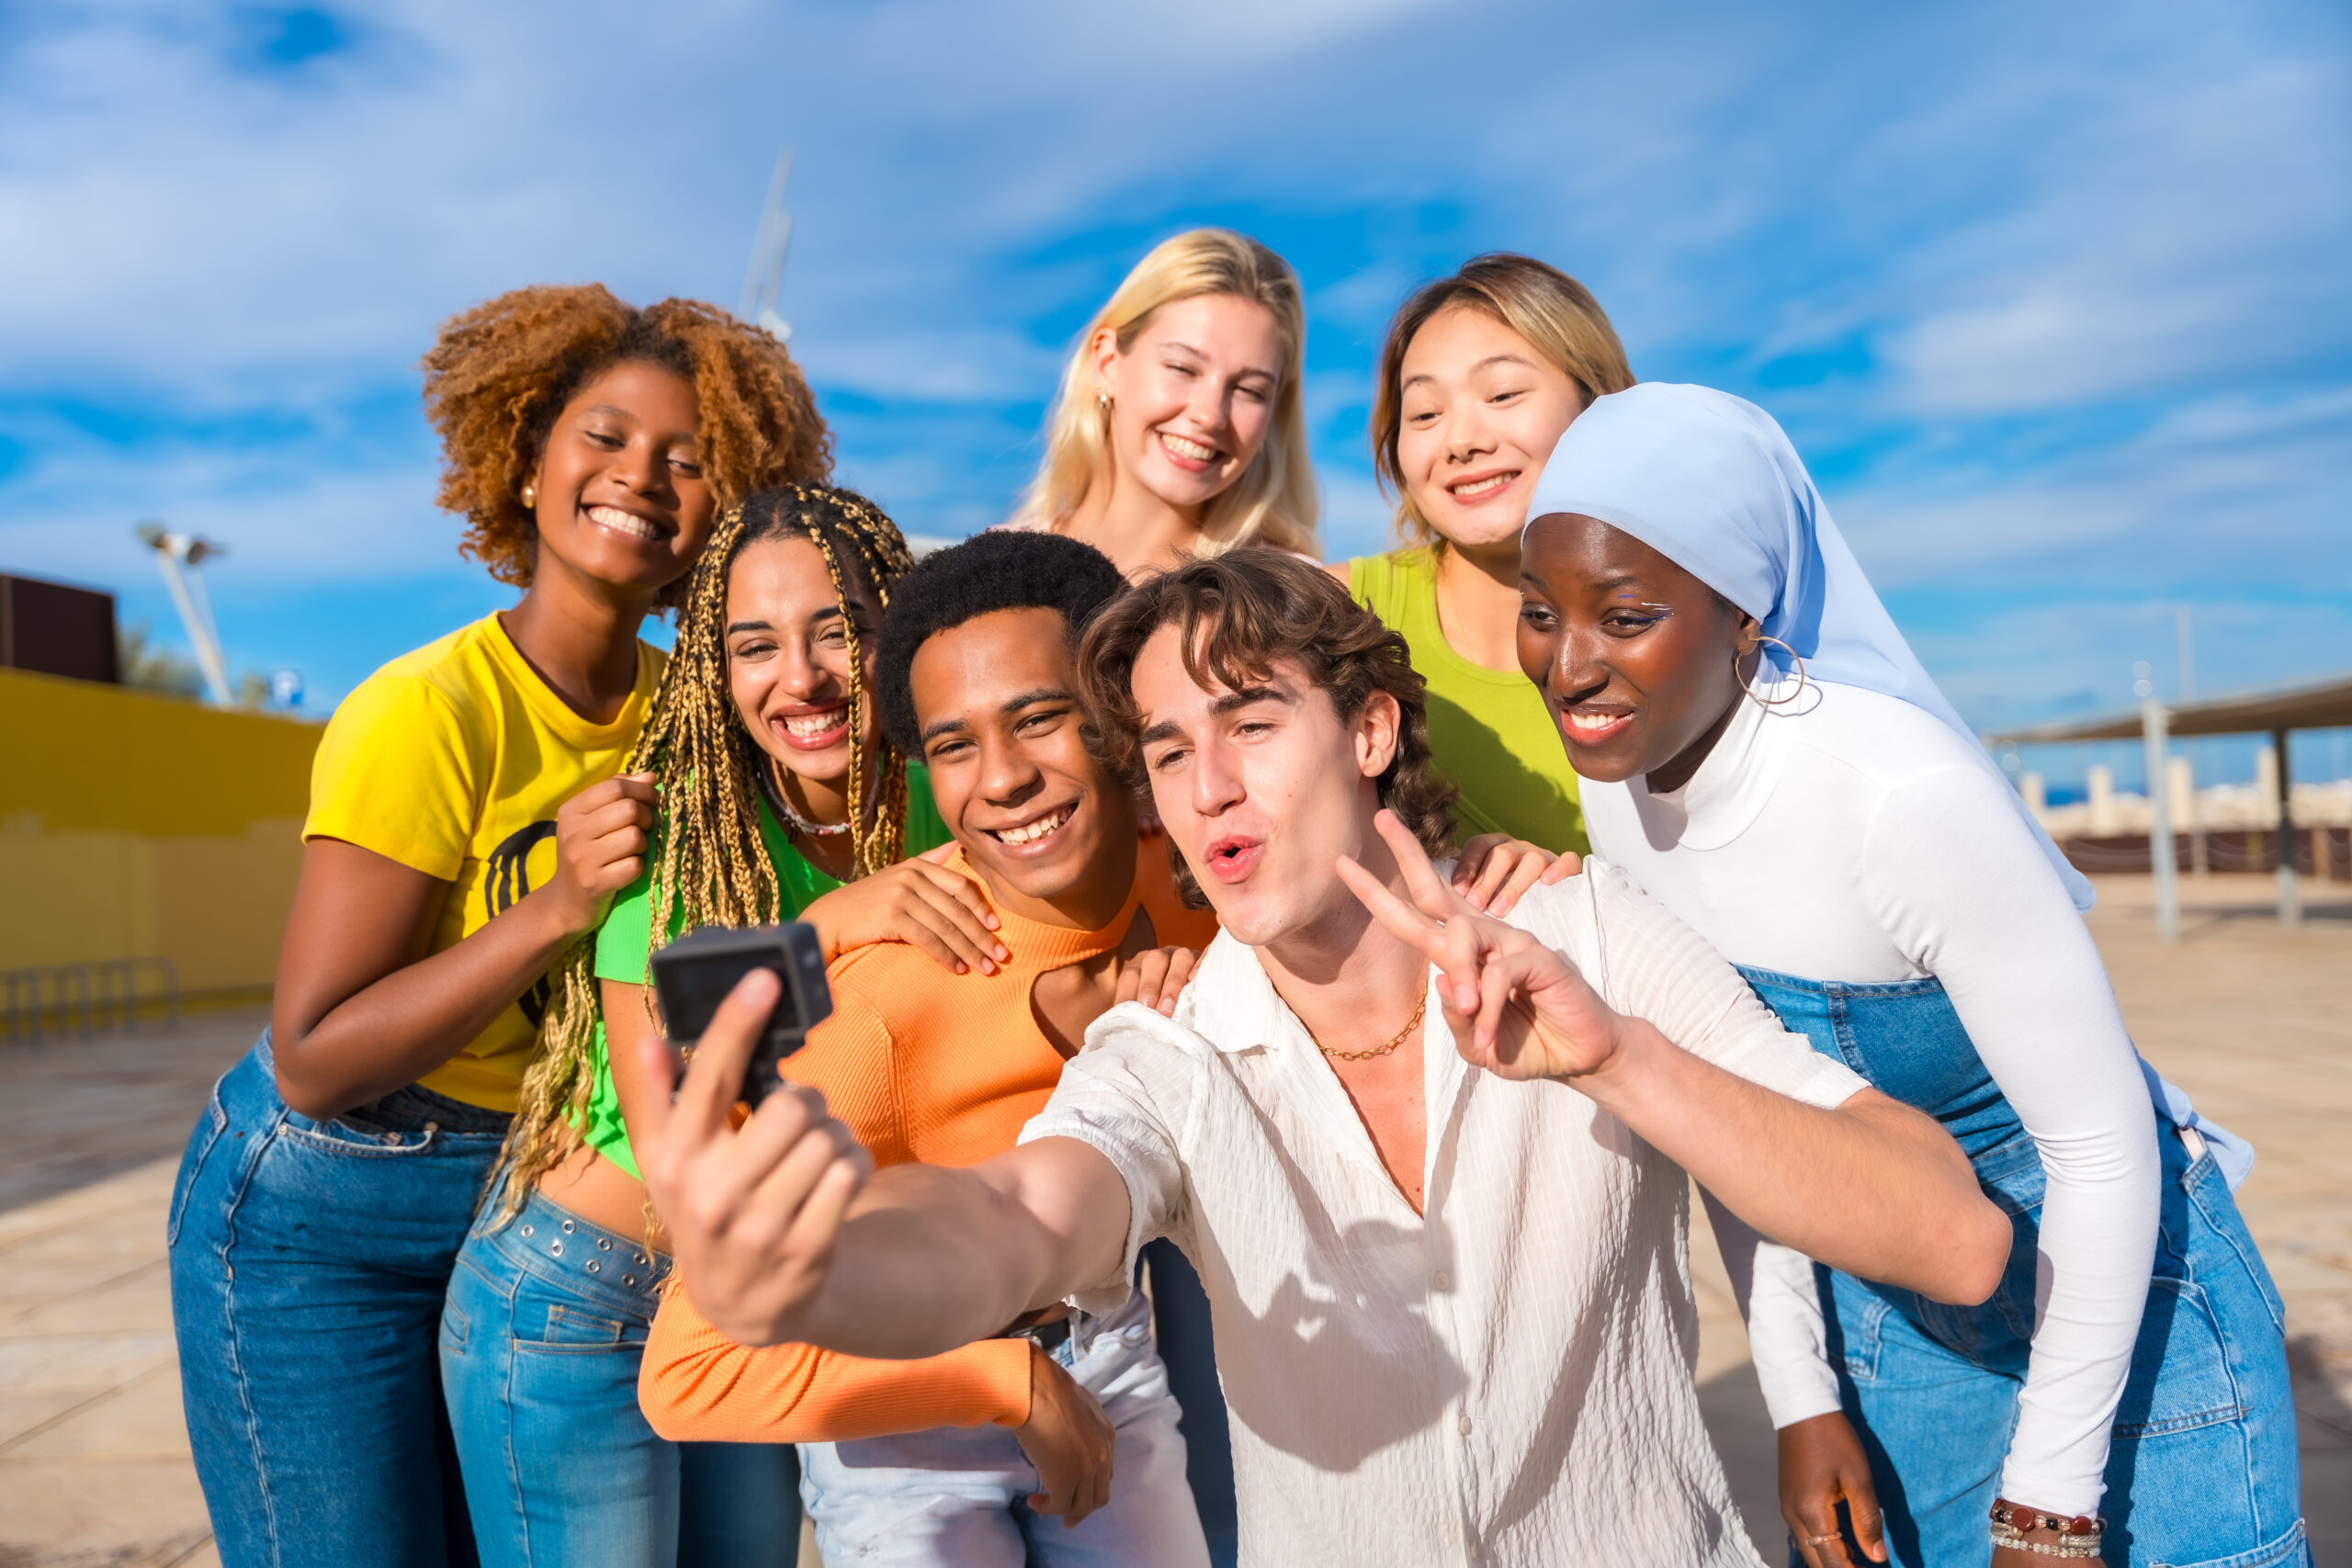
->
[1348, 548, 1588, 856]
[573, 762, 954, 1178]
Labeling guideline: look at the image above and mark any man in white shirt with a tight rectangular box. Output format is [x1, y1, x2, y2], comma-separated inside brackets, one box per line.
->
[631, 551, 2011, 1567]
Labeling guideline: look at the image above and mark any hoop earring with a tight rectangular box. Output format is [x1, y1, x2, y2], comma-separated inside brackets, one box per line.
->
[1741, 634, 1808, 708]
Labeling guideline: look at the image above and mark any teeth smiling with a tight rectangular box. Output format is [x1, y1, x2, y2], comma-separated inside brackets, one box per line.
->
[1450, 473, 1515, 500]
[1567, 711, 1624, 732]
[1159, 432, 1217, 463]
[586, 504, 661, 540]
[782, 707, 846, 739]
[995, 807, 1071, 845]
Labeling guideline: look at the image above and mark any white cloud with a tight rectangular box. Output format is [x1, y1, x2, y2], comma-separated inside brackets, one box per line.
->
[1, 0, 2346, 727]
[1831, 382, 2352, 592]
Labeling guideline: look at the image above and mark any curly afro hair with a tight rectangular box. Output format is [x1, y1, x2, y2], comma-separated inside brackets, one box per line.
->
[421, 285, 831, 605]
[875, 529, 1127, 756]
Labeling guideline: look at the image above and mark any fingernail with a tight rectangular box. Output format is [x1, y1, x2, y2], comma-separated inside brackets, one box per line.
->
[985, 916, 1001, 929]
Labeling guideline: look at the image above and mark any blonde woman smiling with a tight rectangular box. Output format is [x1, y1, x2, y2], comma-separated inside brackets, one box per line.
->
[1008, 228, 1317, 576]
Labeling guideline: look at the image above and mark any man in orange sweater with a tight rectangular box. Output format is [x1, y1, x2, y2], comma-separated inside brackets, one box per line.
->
[639, 530, 1216, 1566]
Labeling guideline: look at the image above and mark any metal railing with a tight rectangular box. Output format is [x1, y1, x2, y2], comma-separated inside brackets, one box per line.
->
[2, 957, 179, 1043]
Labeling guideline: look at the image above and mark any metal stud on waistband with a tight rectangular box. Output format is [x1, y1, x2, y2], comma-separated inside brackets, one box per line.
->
[549, 1240, 564, 1257]
[586, 1259, 601, 1274]
[596, 1237, 611, 1251]
[622, 1275, 636, 1287]
[519, 1224, 534, 1237]
[560, 1219, 575, 1234]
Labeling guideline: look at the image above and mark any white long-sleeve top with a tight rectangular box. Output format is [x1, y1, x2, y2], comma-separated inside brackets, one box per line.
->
[1578, 678, 2158, 1517]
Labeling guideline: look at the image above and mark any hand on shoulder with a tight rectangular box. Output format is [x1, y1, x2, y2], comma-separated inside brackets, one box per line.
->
[1452, 832, 1581, 918]
[801, 857, 1009, 976]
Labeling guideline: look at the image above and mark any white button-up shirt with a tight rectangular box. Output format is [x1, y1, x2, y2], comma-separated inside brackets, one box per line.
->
[1022, 862, 1866, 1568]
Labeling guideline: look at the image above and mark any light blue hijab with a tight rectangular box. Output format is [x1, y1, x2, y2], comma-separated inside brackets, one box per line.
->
[1526, 381, 2094, 910]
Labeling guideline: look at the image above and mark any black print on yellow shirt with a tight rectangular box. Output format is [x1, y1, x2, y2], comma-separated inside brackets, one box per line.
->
[484, 820, 560, 1026]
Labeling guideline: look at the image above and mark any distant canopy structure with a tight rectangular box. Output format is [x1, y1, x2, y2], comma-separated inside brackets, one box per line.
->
[1988, 671, 2352, 934]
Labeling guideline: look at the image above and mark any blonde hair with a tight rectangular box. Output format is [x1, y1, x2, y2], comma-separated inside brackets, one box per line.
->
[1014, 229, 1317, 558]
[492, 484, 917, 1223]
[1371, 254, 1634, 551]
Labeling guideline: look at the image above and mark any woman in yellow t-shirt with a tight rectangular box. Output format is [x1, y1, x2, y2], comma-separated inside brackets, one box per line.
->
[1332, 254, 1635, 860]
[167, 286, 828, 1568]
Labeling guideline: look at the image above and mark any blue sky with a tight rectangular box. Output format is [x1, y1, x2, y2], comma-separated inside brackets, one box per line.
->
[3, 0, 2347, 787]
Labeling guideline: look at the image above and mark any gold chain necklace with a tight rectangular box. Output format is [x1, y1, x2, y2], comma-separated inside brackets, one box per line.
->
[1317, 989, 1429, 1063]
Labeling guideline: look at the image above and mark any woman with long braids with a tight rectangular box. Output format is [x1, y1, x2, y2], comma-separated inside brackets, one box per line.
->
[442, 484, 1030, 1567]
[168, 287, 828, 1568]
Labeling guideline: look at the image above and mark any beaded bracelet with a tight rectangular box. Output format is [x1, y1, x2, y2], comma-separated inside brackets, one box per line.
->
[1990, 1499, 2103, 1560]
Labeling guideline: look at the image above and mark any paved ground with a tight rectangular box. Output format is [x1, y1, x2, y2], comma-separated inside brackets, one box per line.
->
[0, 871, 2343, 1565]
[0, 1005, 256, 1568]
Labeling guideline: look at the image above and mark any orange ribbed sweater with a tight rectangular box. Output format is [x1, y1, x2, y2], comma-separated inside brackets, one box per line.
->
[639, 839, 1213, 1444]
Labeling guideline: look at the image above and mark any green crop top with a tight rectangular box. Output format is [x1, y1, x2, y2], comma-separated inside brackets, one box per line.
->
[576, 762, 954, 1178]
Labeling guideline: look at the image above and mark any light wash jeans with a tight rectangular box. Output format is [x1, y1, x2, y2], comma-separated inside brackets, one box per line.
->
[799, 1289, 1210, 1567]
[440, 1186, 802, 1568]
[168, 1036, 507, 1568]
[1743, 967, 2308, 1568]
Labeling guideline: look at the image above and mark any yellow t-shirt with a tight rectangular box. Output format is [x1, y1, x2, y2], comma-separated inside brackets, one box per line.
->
[302, 614, 666, 1111]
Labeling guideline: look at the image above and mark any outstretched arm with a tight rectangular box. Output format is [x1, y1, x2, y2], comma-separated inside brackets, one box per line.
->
[1340, 811, 2010, 1306]
[631, 970, 1132, 1355]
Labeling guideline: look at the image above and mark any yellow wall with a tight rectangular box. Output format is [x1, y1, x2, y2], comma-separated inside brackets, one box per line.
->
[0, 666, 320, 993]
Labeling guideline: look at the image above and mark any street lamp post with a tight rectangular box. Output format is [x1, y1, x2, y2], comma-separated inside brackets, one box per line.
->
[135, 523, 232, 706]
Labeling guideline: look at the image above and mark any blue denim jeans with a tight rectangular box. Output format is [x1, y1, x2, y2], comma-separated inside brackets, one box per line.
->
[1739, 968, 2307, 1568]
[440, 1187, 801, 1568]
[799, 1290, 1209, 1567]
[167, 1036, 511, 1568]
[1818, 1125, 2306, 1568]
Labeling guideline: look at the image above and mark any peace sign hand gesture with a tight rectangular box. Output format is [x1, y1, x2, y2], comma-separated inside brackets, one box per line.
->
[1336, 809, 1632, 1086]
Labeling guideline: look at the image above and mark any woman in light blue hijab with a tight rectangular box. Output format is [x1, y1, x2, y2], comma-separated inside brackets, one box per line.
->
[1515, 384, 2302, 1568]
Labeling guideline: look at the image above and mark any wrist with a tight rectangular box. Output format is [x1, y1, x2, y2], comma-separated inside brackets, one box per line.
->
[520, 880, 600, 942]
[1555, 1010, 1656, 1098]
[1990, 1498, 2102, 1560]
[1013, 1339, 1047, 1427]
[797, 891, 846, 959]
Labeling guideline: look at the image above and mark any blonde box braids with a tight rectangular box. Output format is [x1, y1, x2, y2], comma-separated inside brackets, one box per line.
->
[494, 484, 918, 1221]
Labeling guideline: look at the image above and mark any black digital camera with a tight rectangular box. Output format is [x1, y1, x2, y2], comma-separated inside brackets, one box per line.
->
[649, 922, 833, 1105]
